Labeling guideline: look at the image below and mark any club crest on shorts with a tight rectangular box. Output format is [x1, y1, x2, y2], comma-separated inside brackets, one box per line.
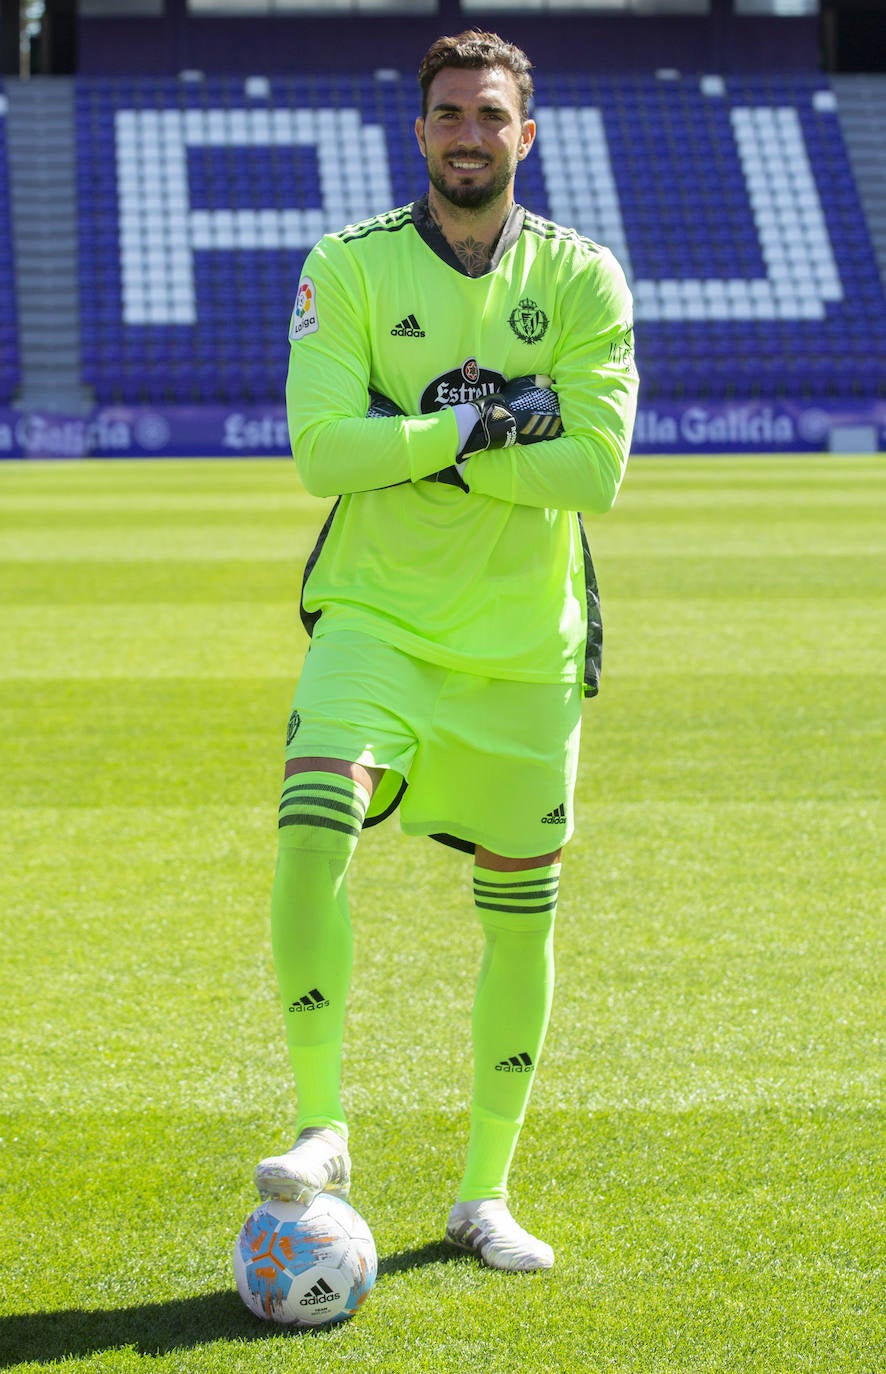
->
[286, 710, 302, 745]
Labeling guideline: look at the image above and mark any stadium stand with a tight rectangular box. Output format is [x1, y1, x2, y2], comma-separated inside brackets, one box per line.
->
[533, 72, 885, 403]
[72, 70, 885, 410]
[75, 74, 419, 404]
[0, 86, 21, 405]
[830, 75, 886, 288]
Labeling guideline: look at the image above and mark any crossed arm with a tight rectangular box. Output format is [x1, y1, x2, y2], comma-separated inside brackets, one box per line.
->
[287, 244, 637, 514]
[366, 375, 564, 492]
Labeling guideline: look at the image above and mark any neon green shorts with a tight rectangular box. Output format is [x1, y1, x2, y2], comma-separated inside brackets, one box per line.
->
[283, 630, 583, 858]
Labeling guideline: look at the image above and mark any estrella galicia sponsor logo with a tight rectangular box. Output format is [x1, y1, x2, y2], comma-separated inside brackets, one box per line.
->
[496, 1052, 534, 1073]
[391, 313, 425, 338]
[289, 988, 330, 1013]
[797, 408, 832, 444]
[634, 405, 798, 450]
[289, 277, 318, 341]
[421, 358, 505, 411]
[133, 412, 171, 450]
[285, 709, 301, 746]
[508, 297, 549, 345]
[222, 412, 289, 451]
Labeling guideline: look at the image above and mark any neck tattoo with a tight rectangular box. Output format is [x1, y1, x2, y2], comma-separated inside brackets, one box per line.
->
[452, 235, 492, 276]
[428, 199, 493, 276]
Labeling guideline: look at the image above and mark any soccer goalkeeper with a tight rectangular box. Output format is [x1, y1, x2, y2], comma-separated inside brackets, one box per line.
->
[256, 28, 638, 1271]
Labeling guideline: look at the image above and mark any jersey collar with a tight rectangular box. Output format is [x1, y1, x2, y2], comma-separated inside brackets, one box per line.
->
[411, 194, 526, 276]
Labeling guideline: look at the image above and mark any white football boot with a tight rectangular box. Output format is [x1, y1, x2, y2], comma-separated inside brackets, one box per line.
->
[254, 1127, 351, 1205]
[445, 1199, 554, 1271]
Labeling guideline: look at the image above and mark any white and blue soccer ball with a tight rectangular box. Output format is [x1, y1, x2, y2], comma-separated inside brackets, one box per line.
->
[233, 1194, 377, 1328]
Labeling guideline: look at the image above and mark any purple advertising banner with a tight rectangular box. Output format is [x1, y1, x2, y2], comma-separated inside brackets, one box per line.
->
[0, 401, 884, 461]
[0, 406, 290, 460]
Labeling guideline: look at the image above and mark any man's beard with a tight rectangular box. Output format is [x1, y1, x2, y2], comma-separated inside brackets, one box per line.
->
[427, 151, 517, 211]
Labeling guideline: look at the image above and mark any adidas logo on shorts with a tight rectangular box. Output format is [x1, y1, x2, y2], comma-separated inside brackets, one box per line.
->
[541, 803, 567, 825]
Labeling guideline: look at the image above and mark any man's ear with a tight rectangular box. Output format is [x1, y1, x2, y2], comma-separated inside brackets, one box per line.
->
[414, 116, 427, 159]
[517, 119, 537, 161]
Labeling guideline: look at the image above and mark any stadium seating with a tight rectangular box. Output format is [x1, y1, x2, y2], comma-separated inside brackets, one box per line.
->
[68, 72, 886, 405]
[0, 86, 21, 405]
[533, 72, 885, 402]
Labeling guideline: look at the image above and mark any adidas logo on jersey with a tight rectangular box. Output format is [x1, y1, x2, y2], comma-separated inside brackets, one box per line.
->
[541, 803, 567, 825]
[288, 987, 330, 1013]
[300, 1277, 341, 1306]
[496, 1052, 534, 1073]
[391, 313, 426, 338]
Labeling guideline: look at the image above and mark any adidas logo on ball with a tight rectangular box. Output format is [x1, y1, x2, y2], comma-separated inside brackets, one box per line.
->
[300, 1278, 342, 1306]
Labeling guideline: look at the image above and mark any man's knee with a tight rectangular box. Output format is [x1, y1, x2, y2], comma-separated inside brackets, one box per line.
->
[284, 755, 382, 797]
[474, 844, 563, 873]
[472, 861, 561, 935]
[277, 767, 371, 856]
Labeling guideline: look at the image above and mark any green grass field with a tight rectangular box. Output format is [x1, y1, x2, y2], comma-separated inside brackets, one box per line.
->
[0, 455, 883, 1373]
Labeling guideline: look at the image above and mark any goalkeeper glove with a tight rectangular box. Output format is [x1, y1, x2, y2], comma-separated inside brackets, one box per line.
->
[424, 394, 517, 492]
[456, 375, 562, 455]
[366, 390, 403, 420]
[497, 374, 563, 443]
[439, 375, 562, 489]
[457, 394, 518, 457]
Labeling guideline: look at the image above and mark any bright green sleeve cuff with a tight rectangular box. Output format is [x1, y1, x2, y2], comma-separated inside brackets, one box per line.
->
[405, 407, 460, 482]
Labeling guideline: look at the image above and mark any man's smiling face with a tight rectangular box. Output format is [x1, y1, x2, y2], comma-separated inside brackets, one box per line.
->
[415, 66, 535, 213]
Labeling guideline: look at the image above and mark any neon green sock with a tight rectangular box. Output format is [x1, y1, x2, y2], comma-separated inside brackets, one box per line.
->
[270, 771, 369, 1139]
[458, 863, 560, 1202]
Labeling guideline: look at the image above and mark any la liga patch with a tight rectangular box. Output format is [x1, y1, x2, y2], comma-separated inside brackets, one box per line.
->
[289, 277, 318, 341]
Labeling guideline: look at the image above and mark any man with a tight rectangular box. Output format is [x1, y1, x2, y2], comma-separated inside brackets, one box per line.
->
[255, 30, 638, 1272]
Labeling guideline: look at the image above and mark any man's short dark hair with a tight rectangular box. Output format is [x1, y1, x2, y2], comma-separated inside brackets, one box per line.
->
[418, 30, 534, 121]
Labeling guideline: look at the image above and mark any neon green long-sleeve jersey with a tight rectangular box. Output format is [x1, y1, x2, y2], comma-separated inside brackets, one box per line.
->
[286, 196, 638, 694]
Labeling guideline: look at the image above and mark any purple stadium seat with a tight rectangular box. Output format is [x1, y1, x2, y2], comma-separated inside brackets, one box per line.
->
[71, 72, 886, 412]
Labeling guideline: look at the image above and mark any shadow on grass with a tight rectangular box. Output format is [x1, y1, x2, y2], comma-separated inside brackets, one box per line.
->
[378, 1239, 466, 1276]
[0, 1243, 465, 1364]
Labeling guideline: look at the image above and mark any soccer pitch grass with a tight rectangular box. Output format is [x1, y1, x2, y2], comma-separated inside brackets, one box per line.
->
[0, 454, 882, 1373]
